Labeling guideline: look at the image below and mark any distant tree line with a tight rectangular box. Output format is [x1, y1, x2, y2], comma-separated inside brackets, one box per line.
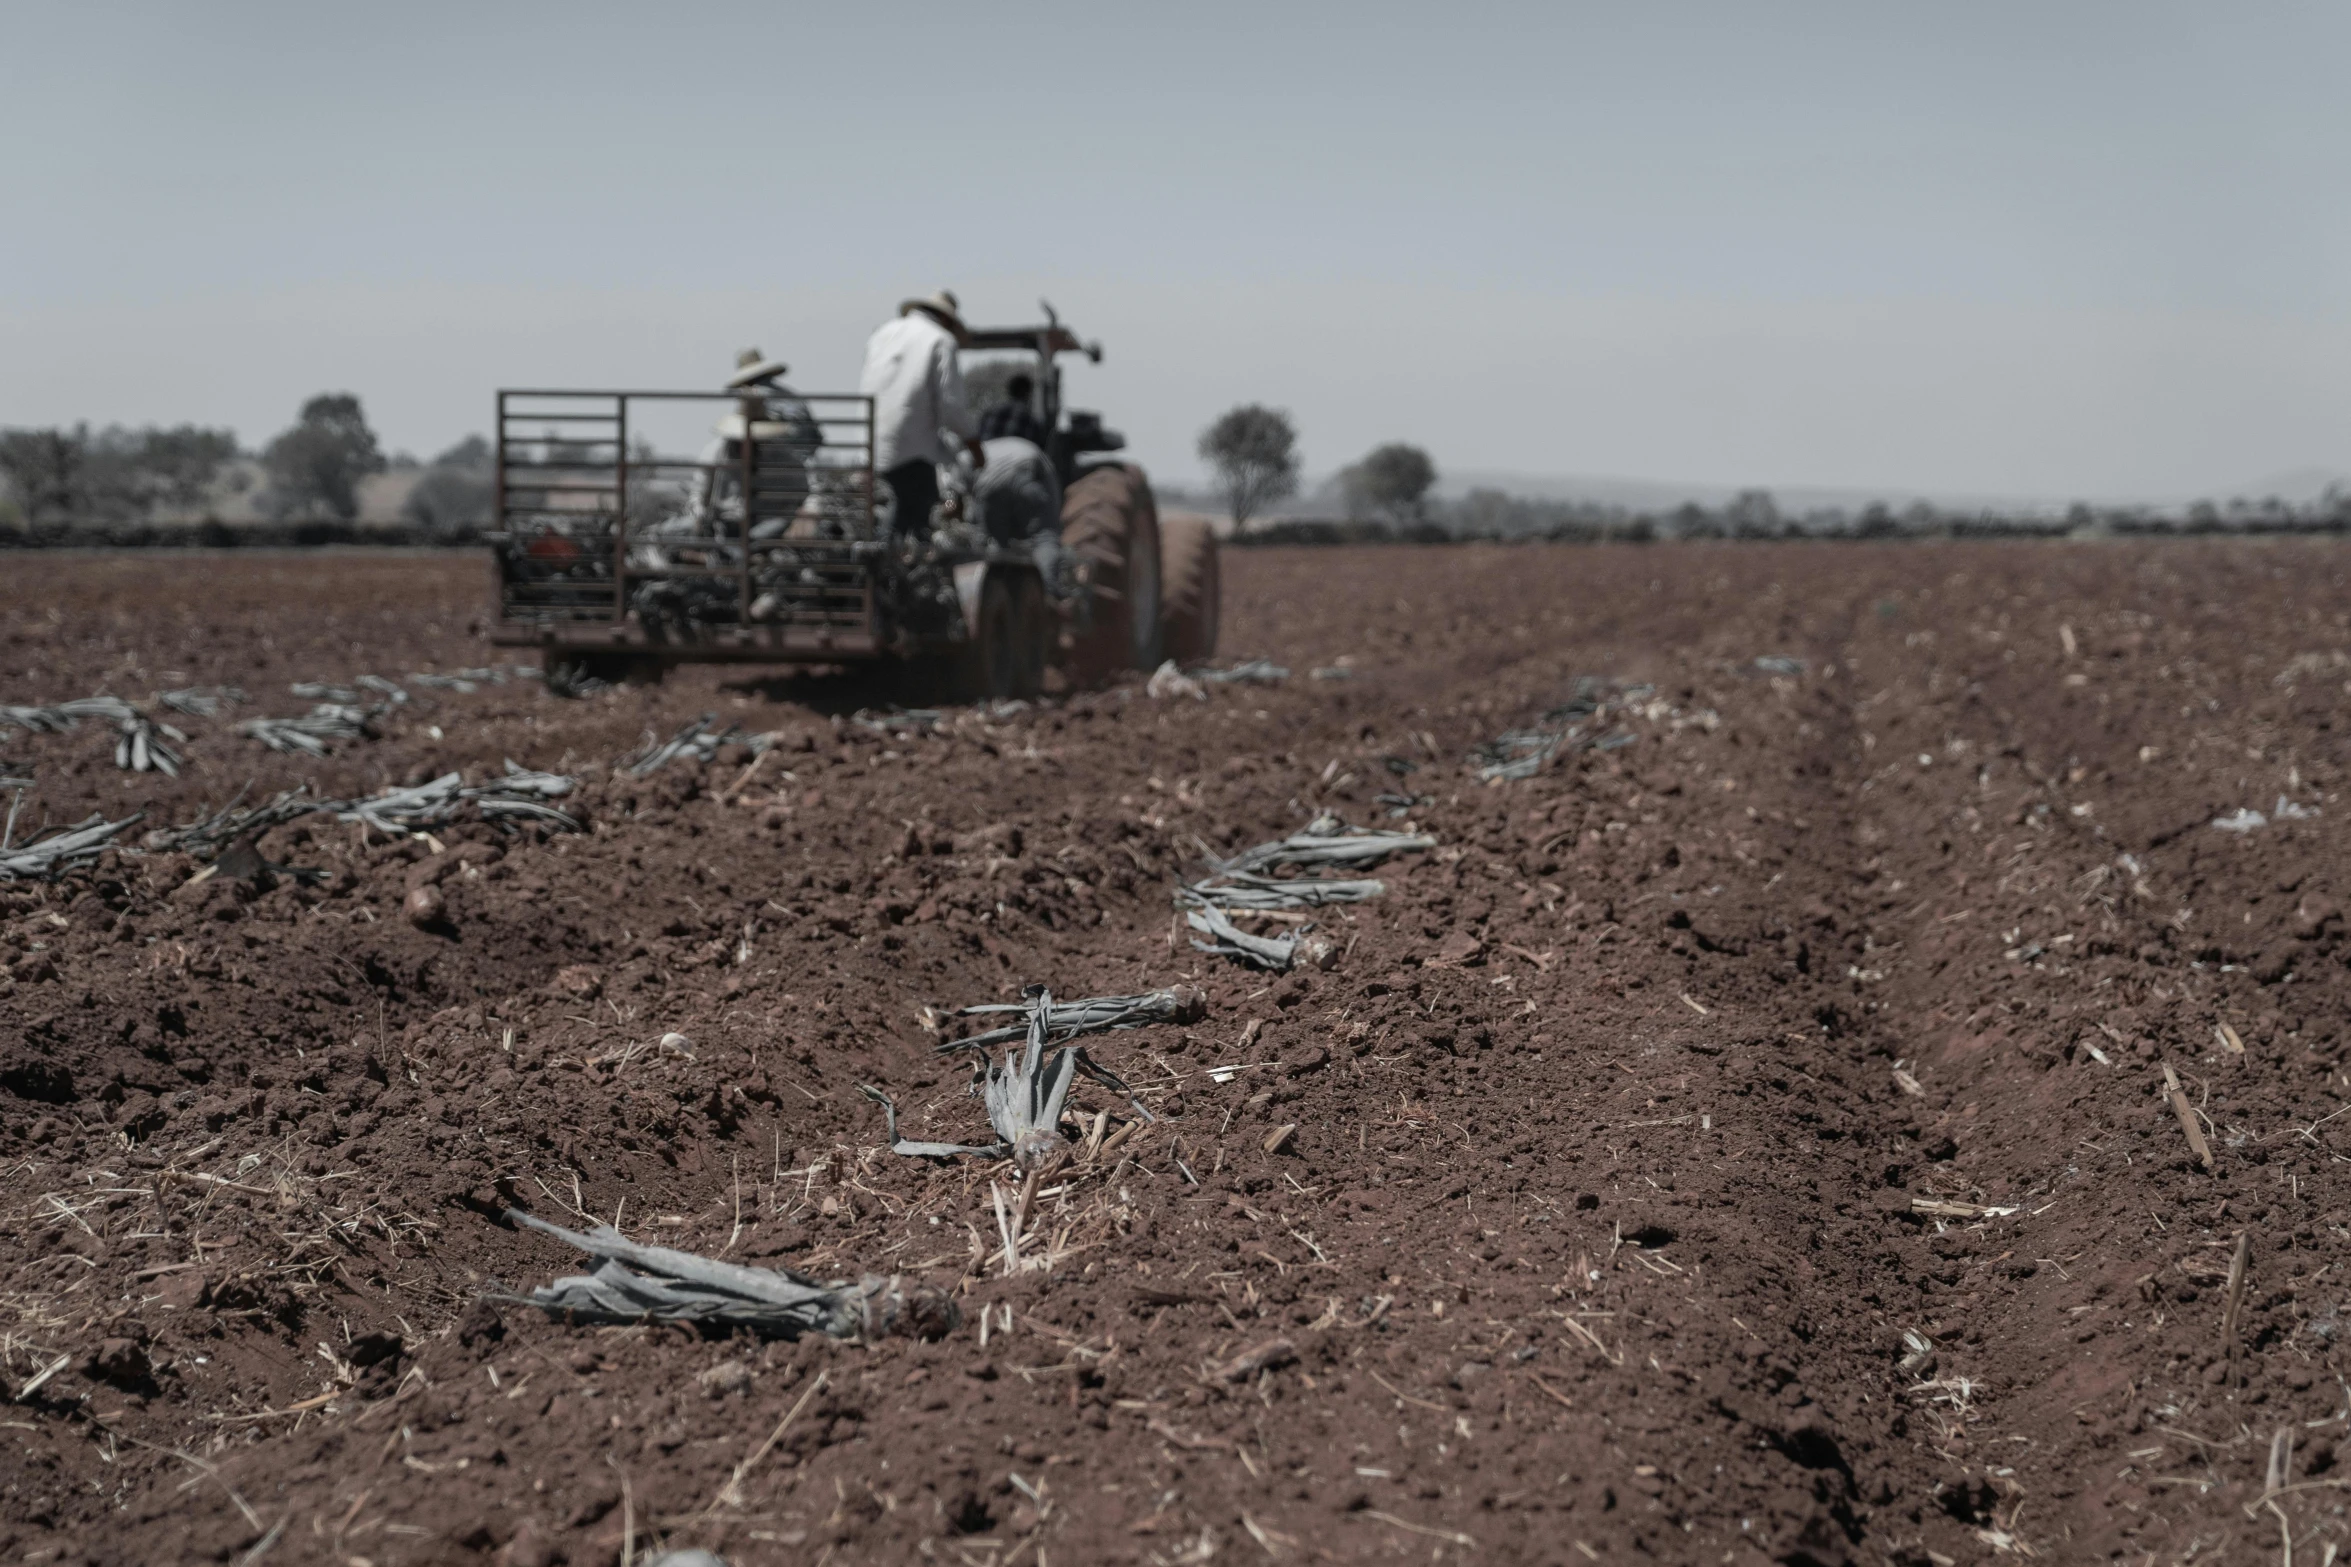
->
[4, 389, 2345, 549]
[1190, 401, 2351, 548]
[0, 424, 242, 525]
[0, 392, 497, 544]
[1229, 488, 2351, 547]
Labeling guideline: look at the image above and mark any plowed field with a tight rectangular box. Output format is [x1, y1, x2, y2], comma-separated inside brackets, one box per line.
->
[4, 540, 2350, 1566]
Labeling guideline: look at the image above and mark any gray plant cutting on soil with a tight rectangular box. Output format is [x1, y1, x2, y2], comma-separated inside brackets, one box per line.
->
[111, 717, 185, 776]
[237, 703, 379, 755]
[867, 987, 1157, 1164]
[136, 763, 580, 863]
[625, 714, 743, 775]
[1468, 675, 1649, 782]
[292, 675, 408, 704]
[0, 812, 142, 880]
[337, 763, 581, 836]
[501, 1211, 958, 1342]
[1177, 870, 1387, 911]
[158, 686, 246, 718]
[1183, 903, 1335, 972]
[1, 696, 140, 735]
[1191, 657, 1289, 685]
[938, 984, 1207, 1055]
[1174, 815, 1430, 969]
[1206, 814, 1434, 875]
[142, 785, 324, 860]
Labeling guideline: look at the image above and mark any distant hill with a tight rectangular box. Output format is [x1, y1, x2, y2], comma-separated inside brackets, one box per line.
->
[2215, 468, 2351, 507]
[1254, 467, 2075, 521]
[1160, 463, 2351, 525]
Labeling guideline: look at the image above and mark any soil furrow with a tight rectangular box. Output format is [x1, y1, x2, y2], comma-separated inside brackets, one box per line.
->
[2, 542, 2347, 1565]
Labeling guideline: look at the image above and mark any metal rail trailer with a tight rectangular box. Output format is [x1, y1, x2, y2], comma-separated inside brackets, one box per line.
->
[486, 311, 1215, 698]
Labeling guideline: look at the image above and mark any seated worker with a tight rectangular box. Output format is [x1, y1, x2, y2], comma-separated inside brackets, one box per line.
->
[978, 371, 1048, 447]
[972, 434, 1064, 580]
[686, 348, 822, 541]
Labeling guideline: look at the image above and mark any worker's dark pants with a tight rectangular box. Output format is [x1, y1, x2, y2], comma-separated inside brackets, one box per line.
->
[884, 460, 939, 540]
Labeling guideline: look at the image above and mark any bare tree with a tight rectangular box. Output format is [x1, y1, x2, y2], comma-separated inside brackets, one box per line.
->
[1343, 442, 1436, 524]
[0, 428, 85, 521]
[1725, 488, 1781, 536]
[124, 426, 239, 513]
[263, 394, 386, 521]
[402, 434, 496, 538]
[1196, 404, 1300, 532]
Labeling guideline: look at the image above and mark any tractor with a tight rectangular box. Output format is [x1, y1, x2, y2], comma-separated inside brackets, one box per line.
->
[484, 307, 1218, 699]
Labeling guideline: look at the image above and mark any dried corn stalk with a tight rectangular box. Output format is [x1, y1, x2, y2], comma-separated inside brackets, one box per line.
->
[870, 988, 1155, 1165]
[159, 686, 246, 718]
[940, 985, 1206, 1055]
[1179, 871, 1385, 912]
[112, 717, 186, 776]
[1468, 675, 1636, 781]
[52, 696, 140, 724]
[476, 798, 582, 830]
[1146, 661, 1207, 701]
[1193, 658, 1288, 685]
[238, 703, 377, 755]
[0, 706, 71, 735]
[503, 1211, 957, 1341]
[858, 1086, 1009, 1159]
[850, 707, 943, 737]
[0, 813, 142, 881]
[544, 662, 610, 699]
[623, 713, 739, 775]
[469, 762, 582, 830]
[0, 775, 30, 853]
[1185, 905, 1322, 971]
[146, 787, 322, 860]
[407, 667, 513, 692]
[1210, 816, 1434, 875]
[292, 675, 406, 704]
[478, 762, 574, 798]
[1, 696, 139, 734]
[339, 773, 465, 834]
[1176, 817, 1425, 970]
[336, 765, 583, 836]
[1474, 729, 1563, 782]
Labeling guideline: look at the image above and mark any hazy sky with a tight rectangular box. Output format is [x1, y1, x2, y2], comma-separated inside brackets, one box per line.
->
[4, 2, 2348, 500]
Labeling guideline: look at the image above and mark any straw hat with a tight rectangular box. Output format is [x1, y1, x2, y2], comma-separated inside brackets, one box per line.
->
[725, 347, 790, 391]
[899, 290, 968, 344]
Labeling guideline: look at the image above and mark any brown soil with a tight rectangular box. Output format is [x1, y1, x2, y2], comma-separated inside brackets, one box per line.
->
[3, 540, 2350, 1566]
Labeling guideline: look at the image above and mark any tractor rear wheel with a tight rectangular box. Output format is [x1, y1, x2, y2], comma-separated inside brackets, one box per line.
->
[1060, 464, 1162, 683]
[1157, 515, 1220, 665]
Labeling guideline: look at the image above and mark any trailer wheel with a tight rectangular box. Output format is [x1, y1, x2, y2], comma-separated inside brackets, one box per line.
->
[950, 571, 1021, 704]
[1157, 515, 1220, 665]
[1010, 571, 1049, 699]
[1060, 464, 1162, 683]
